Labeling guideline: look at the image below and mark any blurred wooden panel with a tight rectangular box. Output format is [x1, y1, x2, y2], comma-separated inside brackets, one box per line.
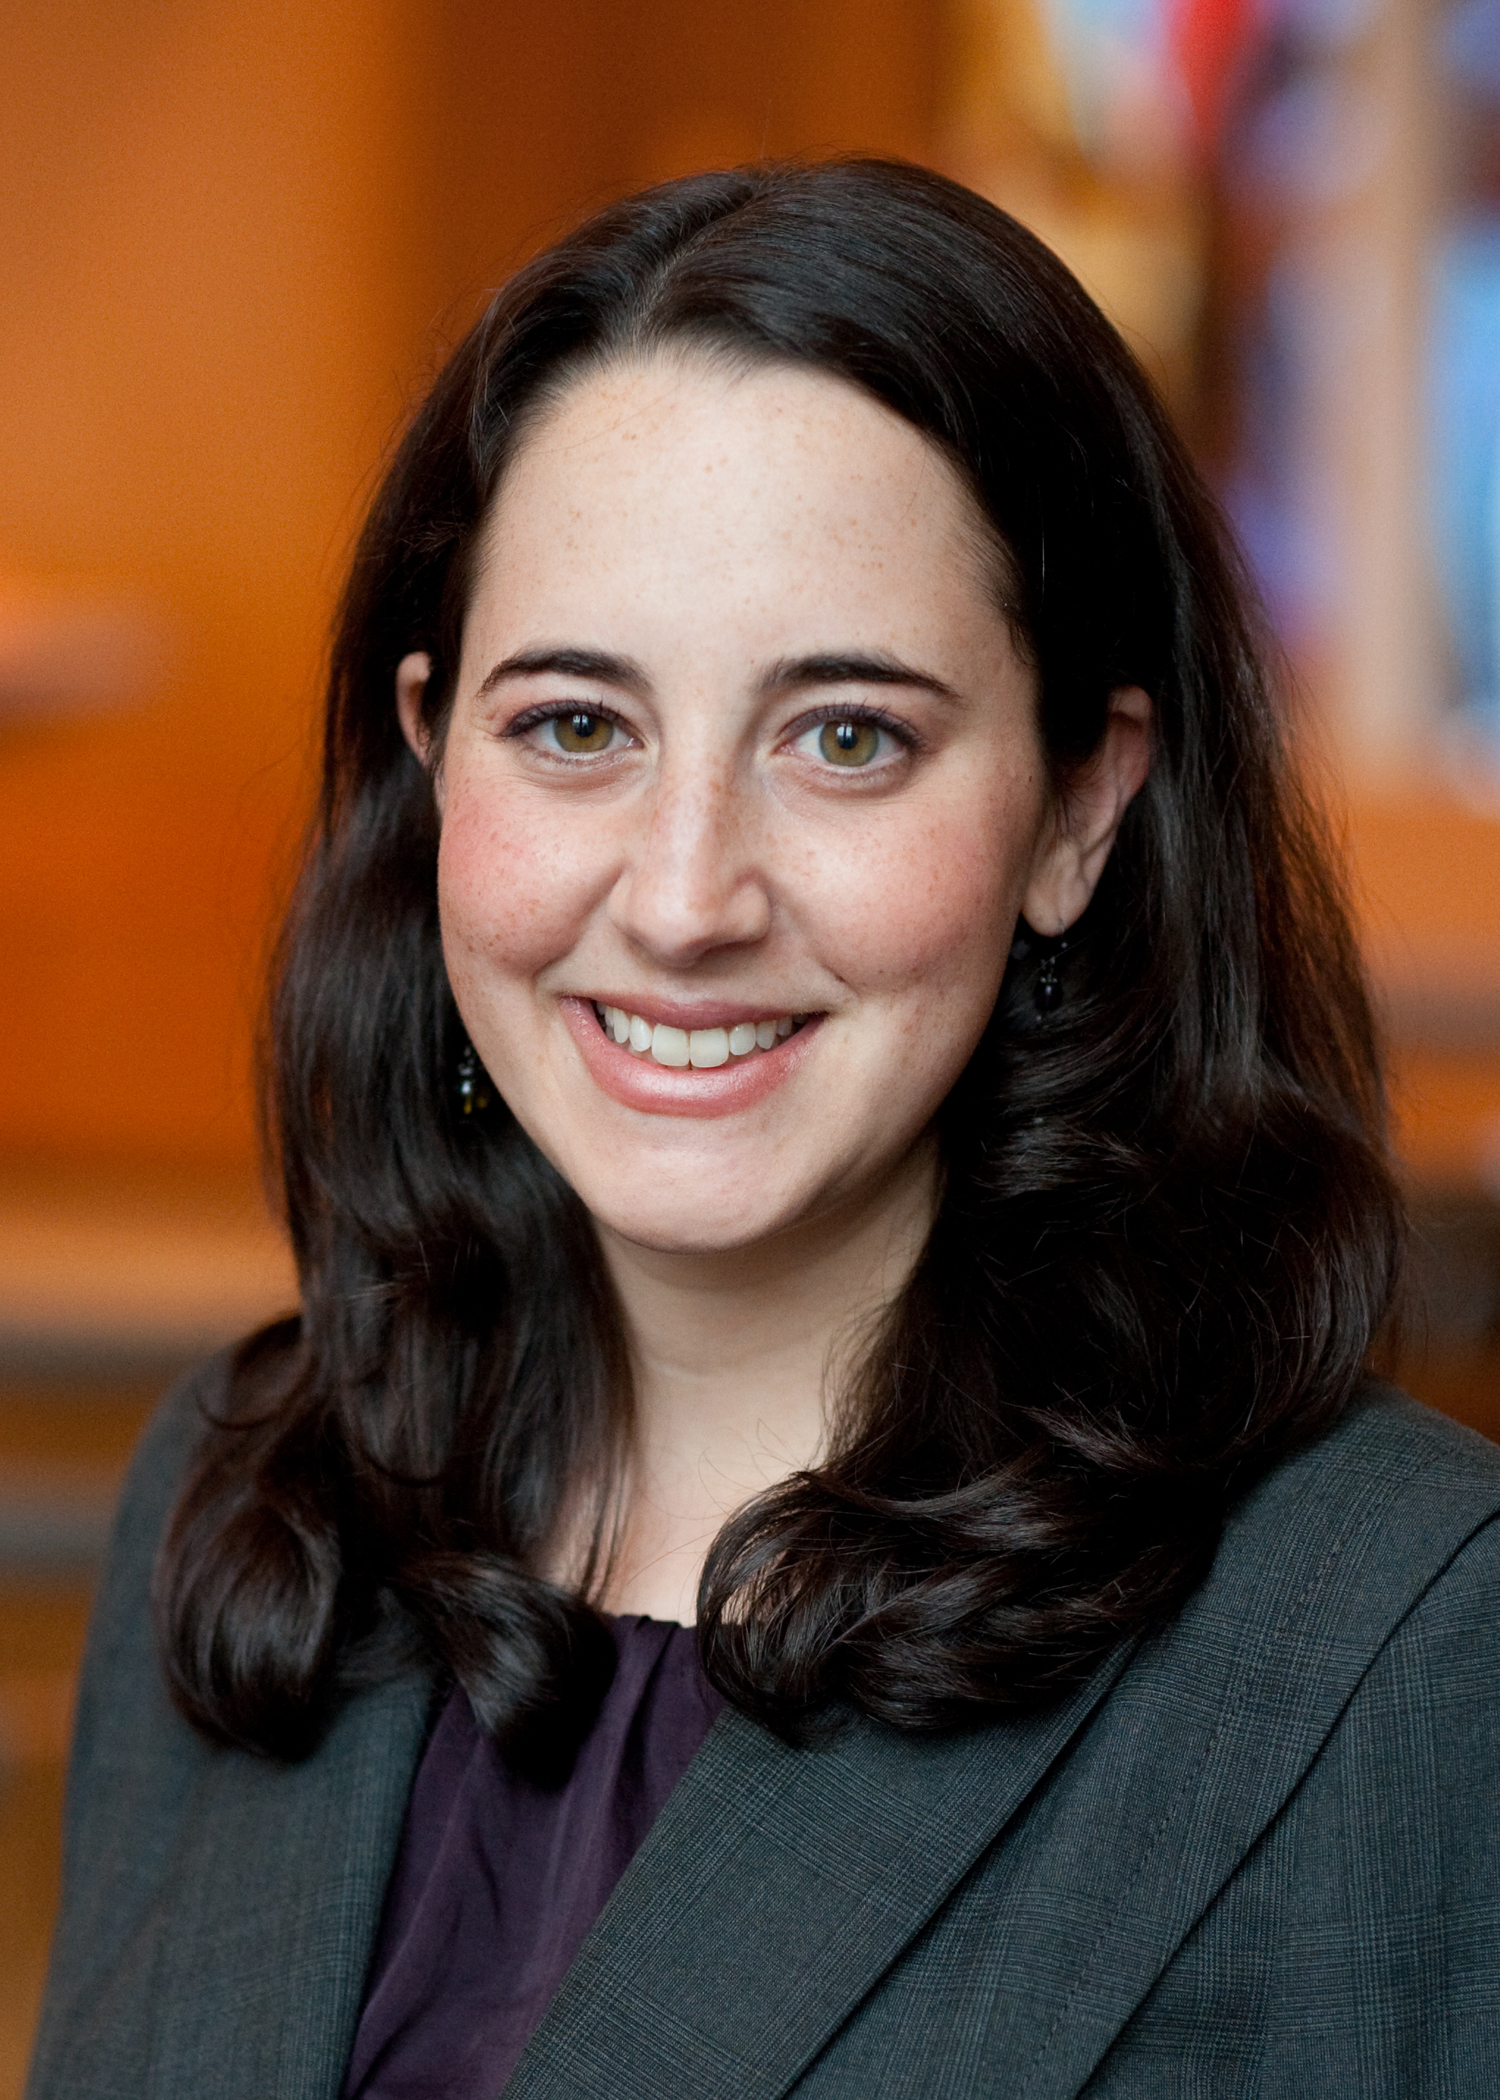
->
[1399, 1350, 1500, 1444]
[0, 0, 947, 1183]
[1349, 795, 1500, 1038]
[418, 0, 946, 322]
[0, 1582, 92, 2100]
[0, 0, 442, 1173]
[1345, 794, 1500, 1194]
[1388, 1049, 1500, 1191]
[0, 1158, 294, 1371]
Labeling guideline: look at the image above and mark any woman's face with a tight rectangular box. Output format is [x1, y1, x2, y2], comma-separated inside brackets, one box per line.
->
[402, 355, 1085, 1256]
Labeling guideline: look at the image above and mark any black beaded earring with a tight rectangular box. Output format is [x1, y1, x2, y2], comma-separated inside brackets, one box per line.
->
[1034, 936, 1067, 1016]
[455, 1042, 492, 1117]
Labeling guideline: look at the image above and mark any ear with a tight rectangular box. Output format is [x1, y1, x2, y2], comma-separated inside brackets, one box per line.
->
[396, 651, 433, 762]
[1022, 685, 1152, 935]
[396, 651, 441, 804]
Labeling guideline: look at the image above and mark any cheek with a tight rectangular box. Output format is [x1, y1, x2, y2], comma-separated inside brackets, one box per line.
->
[800, 789, 1035, 1009]
[436, 781, 592, 988]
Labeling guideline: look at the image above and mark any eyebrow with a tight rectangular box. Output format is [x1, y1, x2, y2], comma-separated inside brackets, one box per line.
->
[477, 645, 960, 705]
[476, 647, 649, 698]
[757, 652, 960, 704]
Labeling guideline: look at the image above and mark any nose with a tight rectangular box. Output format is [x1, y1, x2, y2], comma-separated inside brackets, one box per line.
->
[606, 762, 772, 967]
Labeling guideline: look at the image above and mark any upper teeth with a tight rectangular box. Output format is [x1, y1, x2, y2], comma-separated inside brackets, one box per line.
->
[595, 1005, 799, 1067]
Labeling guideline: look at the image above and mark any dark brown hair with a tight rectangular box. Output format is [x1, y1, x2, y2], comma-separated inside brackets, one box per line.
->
[155, 159, 1402, 1763]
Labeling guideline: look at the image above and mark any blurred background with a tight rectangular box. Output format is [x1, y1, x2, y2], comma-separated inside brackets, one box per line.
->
[2, 0, 1497, 2084]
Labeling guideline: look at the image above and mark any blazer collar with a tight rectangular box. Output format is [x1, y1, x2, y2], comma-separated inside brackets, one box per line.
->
[507, 1394, 1500, 2100]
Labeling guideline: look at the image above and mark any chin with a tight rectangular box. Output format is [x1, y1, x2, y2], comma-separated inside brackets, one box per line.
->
[591, 1202, 788, 1257]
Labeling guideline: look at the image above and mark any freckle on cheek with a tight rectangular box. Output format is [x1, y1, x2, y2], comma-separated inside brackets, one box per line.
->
[439, 804, 585, 976]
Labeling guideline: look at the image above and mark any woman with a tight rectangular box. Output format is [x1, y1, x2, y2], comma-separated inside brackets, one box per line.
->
[29, 160, 1500, 2099]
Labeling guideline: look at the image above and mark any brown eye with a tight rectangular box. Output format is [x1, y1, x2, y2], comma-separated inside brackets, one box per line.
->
[551, 711, 615, 754]
[818, 718, 882, 767]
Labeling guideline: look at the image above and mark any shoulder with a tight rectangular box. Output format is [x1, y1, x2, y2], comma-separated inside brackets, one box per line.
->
[50, 1332, 311, 1934]
[76, 1337, 271, 1722]
[1087, 1383, 1500, 1820]
[30, 1334, 438, 2100]
[99, 1344, 238, 1589]
[70, 1323, 316, 1769]
[59, 1344, 250, 1851]
[26, 1347, 247, 2088]
[92, 1318, 305, 1634]
[1214, 1379, 1500, 1624]
[1059, 1397, 1500, 2093]
[1275, 1376, 1500, 1489]
[1245, 1376, 1500, 1505]
[1313, 1387, 1500, 1716]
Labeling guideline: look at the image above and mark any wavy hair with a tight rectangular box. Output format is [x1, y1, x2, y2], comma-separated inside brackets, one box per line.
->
[155, 159, 1403, 1762]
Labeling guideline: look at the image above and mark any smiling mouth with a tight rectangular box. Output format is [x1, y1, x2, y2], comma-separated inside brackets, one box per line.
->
[592, 1002, 812, 1069]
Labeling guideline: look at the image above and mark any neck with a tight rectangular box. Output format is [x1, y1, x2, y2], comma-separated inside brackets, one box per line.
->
[582, 1140, 938, 1624]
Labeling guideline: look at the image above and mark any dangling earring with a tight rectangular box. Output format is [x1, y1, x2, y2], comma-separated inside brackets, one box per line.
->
[1034, 936, 1066, 1016]
[455, 1041, 492, 1117]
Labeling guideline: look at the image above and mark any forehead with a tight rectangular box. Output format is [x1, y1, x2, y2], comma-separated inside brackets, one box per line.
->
[466, 352, 1004, 638]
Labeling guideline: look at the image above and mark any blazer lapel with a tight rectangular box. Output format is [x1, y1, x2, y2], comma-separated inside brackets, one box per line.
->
[507, 1395, 1500, 2100]
[505, 1643, 1135, 2100]
[144, 1667, 434, 2099]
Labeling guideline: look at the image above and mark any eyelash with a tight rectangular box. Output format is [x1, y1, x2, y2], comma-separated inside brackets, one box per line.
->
[787, 703, 922, 756]
[505, 700, 633, 743]
[502, 699, 923, 759]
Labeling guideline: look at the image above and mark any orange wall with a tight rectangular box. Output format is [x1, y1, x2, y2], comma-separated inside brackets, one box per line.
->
[0, 1, 944, 1175]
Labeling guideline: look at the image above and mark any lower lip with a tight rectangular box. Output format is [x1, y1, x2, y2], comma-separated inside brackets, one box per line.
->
[558, 998, 824, 1118]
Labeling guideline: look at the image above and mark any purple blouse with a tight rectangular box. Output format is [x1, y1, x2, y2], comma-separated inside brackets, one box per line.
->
[343, 1616, 723, 2099]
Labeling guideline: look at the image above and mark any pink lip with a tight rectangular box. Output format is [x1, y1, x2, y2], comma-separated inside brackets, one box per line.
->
[558, 996, 824, 1118]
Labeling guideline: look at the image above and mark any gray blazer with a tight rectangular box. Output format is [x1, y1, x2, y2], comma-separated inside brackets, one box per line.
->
[27, 1360, 1500, 2099]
